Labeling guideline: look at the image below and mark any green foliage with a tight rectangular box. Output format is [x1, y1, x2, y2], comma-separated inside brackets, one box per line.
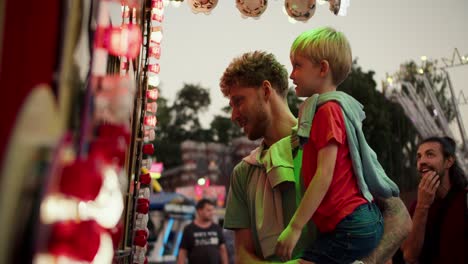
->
[340, 62, 419, 191]
[152, 83, 212, 168]
[210, 114, 243, 145]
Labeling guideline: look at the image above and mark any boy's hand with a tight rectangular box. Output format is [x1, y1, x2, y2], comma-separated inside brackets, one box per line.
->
[275, 224, 301, 262]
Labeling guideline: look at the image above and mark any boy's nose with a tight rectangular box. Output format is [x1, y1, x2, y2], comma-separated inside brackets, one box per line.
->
[289, 71, 295, 80]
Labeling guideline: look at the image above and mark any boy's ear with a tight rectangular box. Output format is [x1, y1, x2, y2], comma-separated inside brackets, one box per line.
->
[319, 60, 330, 77]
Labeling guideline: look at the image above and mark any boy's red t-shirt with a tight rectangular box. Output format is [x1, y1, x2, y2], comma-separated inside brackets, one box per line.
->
[302, 101, 367, 233]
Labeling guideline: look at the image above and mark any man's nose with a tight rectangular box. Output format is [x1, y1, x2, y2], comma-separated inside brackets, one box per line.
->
[231, 108, 239, 122]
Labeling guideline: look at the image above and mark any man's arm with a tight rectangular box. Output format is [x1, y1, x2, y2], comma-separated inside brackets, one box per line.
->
[176, 248, 187, 264]
[360, 197, 412, 264]
[234, 228, 281, 264]
[220, 244, 229, 264]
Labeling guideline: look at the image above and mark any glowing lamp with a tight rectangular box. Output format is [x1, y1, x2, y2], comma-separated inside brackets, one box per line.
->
[144, 115, 157, 127]
[134, 237, 147, 248]
[135, 229, 148, 240]
[149, 43, 161, 59]
[148, 75, 160, 87]
[142, 144, 154, 155]
[135, 213, 149, 229]
[48, 221, 101, 262]
[121, 61, 129, 70]
[59, 159, 103, 201]
[98, 124, 131, 145]
[148, 63, 160, 74]
[136, 198, 149, 214]
[141, 158, 153, 169]
[106, 223, 123, 249]
[197, 178, 206, 186]
[106, 24, 142, 59]
[143, 129, 156, 142]
[150, 27, 163, 43]
[146, 89, 159, 100]
[139, 173, 151, 185]
[40, 166, 124, 228]
[133, 248, 148, 264]
[152, 13, 164, 23]
[122, 5, 130, 18]
[139, 187, 151, 199]
[152, 0, 163, 9]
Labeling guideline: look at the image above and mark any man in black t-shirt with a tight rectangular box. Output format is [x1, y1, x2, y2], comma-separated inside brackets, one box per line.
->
[177, 199, 228, 264]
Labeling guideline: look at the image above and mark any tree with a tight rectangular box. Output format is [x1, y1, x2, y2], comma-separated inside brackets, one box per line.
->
[170, 83, 211, 141]
[210, 106, 243, 145]
[153, 83, 212, 168]
[340, 62, 419, 192]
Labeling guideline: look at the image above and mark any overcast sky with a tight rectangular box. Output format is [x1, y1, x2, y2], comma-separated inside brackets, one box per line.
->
[156, 0, 467, 136]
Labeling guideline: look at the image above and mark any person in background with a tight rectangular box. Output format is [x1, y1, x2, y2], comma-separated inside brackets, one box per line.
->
[177, 199, 228, 264]
[401, 136, 467, 264]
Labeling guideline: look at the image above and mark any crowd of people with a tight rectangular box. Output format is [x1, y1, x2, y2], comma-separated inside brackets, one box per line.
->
[177, 27, 467, 264]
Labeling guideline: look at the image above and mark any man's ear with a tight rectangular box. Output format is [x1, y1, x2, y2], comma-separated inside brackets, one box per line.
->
[261, 80, 272, 100]
[319, 60, 330, 77]
[445, 156, 455, 169]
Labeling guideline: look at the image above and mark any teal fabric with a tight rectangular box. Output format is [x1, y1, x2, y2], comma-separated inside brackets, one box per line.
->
[297, 91, 400, 202]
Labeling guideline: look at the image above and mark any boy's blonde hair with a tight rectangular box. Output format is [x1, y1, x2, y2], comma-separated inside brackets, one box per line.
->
[291, 27, 352, 86]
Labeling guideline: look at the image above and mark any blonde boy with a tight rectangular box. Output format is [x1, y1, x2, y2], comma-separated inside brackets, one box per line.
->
[275, 27, 399, 263]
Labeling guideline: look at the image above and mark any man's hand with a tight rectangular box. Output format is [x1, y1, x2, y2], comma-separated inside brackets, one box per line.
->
[417, 171, 440, 209]
[275, 224, 302, 262]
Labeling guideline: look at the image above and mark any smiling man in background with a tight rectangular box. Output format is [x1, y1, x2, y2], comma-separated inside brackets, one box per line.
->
[402, 136, 467, 264]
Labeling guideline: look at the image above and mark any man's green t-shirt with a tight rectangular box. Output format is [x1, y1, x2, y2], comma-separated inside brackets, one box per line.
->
[224, 149, 317, 261]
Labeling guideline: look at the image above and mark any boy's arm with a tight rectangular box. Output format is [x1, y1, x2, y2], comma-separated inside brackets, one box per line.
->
[276, 142, 338, 261]
[360, 197, 412, 264]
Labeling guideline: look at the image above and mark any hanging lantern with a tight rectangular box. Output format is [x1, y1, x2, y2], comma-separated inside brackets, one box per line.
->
[236, 0, 267, 18]
[327, 0, 350, 16]
[285, 0, 316, 22]
[188, 0, 219, 14]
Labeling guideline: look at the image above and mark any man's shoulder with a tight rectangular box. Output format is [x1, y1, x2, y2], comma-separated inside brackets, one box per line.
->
[232, 159, 261, 176]
[184, 222, 196, 229]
